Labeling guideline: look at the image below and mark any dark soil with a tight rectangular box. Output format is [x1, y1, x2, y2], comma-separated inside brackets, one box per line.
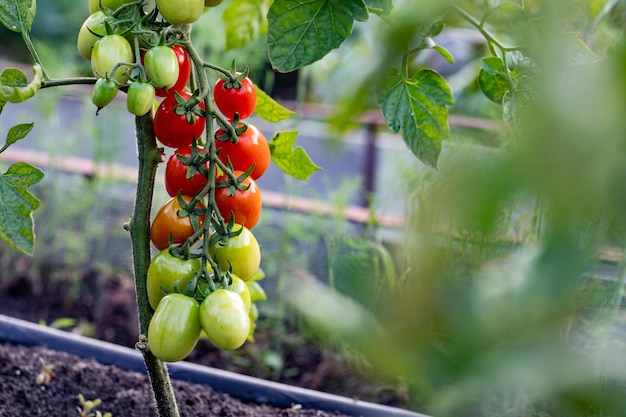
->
[0, 343, 349, 417]
[0, 258, 408, 414]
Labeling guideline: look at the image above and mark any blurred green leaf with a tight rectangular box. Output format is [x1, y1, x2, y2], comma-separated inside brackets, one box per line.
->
[488, 0, 523, 9]
[478, 57, 509, 103]
[565, 33, 603, 65]
[269, 130, 321, 180]
[254, 86, 294, 122]
[0, 0, 36, 33]
[1, 122, 33, 154]
[364, 0, 392, 15]
[377, 68, 454, 169]
[223, 0, 269, 50]
[267, 0, 369, 72]
[0, 162, 44, 255]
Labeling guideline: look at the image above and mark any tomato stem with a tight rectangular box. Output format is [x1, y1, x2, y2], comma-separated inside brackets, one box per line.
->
[129, 113, 180, 417]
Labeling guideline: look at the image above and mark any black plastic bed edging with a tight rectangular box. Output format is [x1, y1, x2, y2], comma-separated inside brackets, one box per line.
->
[0, 314, 427, 417]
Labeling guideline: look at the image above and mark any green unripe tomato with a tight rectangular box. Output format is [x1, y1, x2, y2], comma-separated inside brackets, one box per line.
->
[148, 293, 201, 362]
[146, 249, 201, 310]
[209, 224, 261, 282]
[144, 46, 180, 89]
[92, 77, 119, 112]
[156, 0, 204, 24]
[200, 289, 250, 350]
[228, 275, 251, 312]
[91, 34, 134, 83]
[204, 0, 223, 6]
[126, 81, 156, 116]
[77, 11, 107, 60]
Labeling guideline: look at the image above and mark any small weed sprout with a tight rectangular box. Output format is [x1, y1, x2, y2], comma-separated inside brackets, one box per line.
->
[76, 394, 112, 417]
[35, 358, 55, 385]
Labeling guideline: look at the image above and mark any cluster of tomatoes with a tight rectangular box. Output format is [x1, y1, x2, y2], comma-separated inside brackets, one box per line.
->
[79, 0, 272, 362]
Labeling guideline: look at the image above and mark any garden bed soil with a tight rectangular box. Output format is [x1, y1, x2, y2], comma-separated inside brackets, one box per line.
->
[0, 260, 409, 413]
[0, 342, 349, 417]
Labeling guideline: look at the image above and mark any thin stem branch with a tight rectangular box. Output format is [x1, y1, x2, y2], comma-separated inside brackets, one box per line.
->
[21, 33, 49, 80]
[40, 77, 97, 89]
[454, 4, 520, 54]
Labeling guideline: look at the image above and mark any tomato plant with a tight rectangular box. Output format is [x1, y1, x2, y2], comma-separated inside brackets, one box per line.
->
[146, 249, 201, 310]
[216, 123, 270, 180]
[213, 73, 257, 120]
[209, 224, 261, 282]
[143, 46, 180, 89]
[148, 293, 201, 362]
[126, 81, 155, 116]
[153, 90, 206, 148]
[199, 289, 250, 350]
[215, 171, 262, 230]
[150, 196, 205, 251]
[154, 45, 191, 97]
[164, 145, 209, 197]
[91, 34, 134, 83]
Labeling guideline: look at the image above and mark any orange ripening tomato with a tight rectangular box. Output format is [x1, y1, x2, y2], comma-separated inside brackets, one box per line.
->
[150, 196, 205, 250]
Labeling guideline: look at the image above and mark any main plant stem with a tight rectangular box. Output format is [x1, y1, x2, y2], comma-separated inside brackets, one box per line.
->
[129, 114, 179, 417]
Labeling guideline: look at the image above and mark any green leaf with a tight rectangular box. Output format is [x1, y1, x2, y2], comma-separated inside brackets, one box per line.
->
[269, 130, 321, 180]
[0, 162, 44, 255]
[478, 57, 509, 103]
[377, 69, 454, 169]
[223, 0, 269, 50]
[0, 0, 36, 33]
[254, 86, 294, 122]
[267, 0, 369, 72]
[364, 0, 392, 15]
[0, 64, 43, 103]
[1, 123, 34, 154]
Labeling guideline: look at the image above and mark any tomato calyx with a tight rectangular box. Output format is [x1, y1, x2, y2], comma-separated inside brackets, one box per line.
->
[176, 139, 211, 181]
[216, 62, 251, 89]
[172, 90, 207, 123]
[215, 167, 254, 196]
[215, 120, 248, 144]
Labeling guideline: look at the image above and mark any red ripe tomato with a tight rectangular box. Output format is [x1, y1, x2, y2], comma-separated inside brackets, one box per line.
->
[156, 45, 191, 97]
[153, 91, 205, 148]
[213, 74, 256, 120]
[215, 171, 262, 230]
[150, 196, 206, 251]
[215, 123, 270, 180]
[165, 145, 209, 198]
